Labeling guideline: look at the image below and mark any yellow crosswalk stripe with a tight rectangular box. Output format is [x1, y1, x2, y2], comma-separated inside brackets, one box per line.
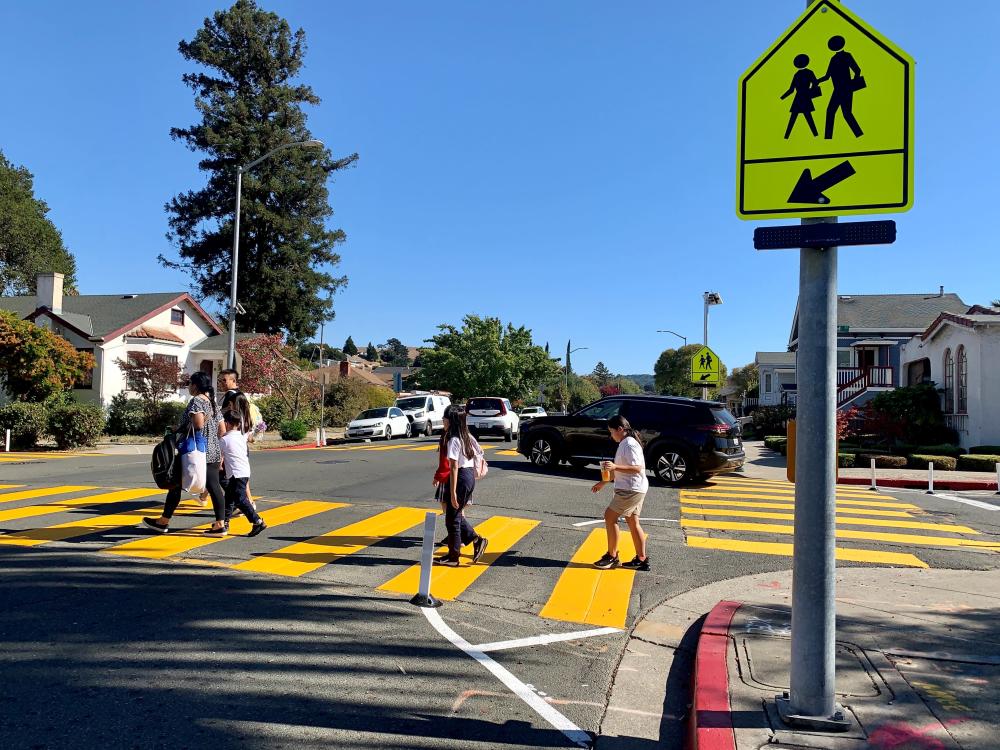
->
[0, 488, 162, 523]
[0, 504, 204, 547]
[679, 506, 977, 533]
[0, 485, 102, 504]
[235, 506, 427, 577]
[406, 445, 440, 451]
[0, 484, 26, 490]
[681, 491, 917, 509]
[0, 457, 37, 463]
[680, 519, 1000, 549]
[685, 536, 928, 568]
[495, 449, 521, 456]
[539, 529, 640, 629]
[679, 498, 914, 517]
[104, 501, 346, 560]
[378, 516, 539, 600]
[705, 479, 884, 498]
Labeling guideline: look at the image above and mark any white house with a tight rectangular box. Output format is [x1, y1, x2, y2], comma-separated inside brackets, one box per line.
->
[899, 306, 1000, 450]
[755, 351, 797, 407]
[0, 273, 232, 406]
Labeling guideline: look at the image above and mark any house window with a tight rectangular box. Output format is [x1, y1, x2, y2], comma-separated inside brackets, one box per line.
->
[75, 348, 94, 389]
[957, 346, 968, 414]
[126, 352, 142, 391]
[836, 349, 851, 368]
[764, 373, 772, 393]
[170, 309, 185, 326]
[943, 349, 954, 414]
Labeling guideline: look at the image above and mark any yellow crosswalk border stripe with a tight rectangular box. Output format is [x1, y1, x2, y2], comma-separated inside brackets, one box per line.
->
[703, 480, 884, 499]
[0, 488, 159, 523]
[378, 516, 539, 600]
[0, 457, 37, 463]
[679, 498, 914, 517]
[0, 504, 203, 547]
[539, 528, 641, 629]
[235, 506, 428, 577]
[104, 501, 347, 560]
[691, 485, 891, 499]
[679, 506, 977, 533]
[0, 485, 101, 504]
[681, 491, 917, 509]
[495, 449, 520, 456]
[407, 445, 440, 451]
[685, 536, 928, 568]
[0, 484, 26, 490]
[680, 519, 1000, 549]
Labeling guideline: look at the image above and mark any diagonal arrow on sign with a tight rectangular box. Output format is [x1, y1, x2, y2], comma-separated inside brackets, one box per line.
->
[787, 160, 857, 205]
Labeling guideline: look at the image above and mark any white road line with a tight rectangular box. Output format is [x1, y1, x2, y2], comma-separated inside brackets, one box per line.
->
[422, 608, 592, 748]
[474, 627, 620, 653]
[572, 518, 678, 527]
[929, 492, 1000, 511]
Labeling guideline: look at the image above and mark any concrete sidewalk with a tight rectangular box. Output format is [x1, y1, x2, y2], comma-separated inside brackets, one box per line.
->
[599, 568, 999, 749]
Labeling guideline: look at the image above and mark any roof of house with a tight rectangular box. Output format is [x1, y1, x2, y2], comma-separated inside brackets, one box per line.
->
[755, 351, 796, 366]
[308, 364, 393, 388]
[0, 292, 222, 341]
[125, 325, 185, 344]
[922, 308, 1000, 340]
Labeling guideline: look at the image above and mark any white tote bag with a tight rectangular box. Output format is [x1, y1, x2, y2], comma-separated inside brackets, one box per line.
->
[179, 424, 208, 495]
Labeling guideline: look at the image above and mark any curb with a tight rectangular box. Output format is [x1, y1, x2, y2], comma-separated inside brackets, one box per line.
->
[688, 600, 741, 750]
[260, 441, 317, 451]
[837, 477, 998, 491]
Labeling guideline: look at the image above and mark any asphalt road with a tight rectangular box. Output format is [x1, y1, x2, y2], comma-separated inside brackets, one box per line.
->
[0, 438, 997, 749]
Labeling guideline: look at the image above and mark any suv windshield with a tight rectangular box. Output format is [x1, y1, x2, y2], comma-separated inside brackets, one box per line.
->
[467, 398, 503, 412]
[395, 398, 427, 411]
[357, 408, 389, 420]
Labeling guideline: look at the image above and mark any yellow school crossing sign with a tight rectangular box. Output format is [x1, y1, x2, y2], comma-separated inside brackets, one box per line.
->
[737, 0, 914, 219]
[690, 346, 721, 386]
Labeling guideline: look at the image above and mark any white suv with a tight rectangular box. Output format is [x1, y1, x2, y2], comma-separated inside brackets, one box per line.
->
[466, 397, 520, 442]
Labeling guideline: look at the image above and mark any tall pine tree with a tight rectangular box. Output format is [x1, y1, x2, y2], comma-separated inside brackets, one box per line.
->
[162, 0, 358, 340]
[343, 336, 358, 356]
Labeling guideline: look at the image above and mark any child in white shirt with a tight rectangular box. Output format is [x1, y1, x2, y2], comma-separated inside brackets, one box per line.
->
[220, 410, 266, 537]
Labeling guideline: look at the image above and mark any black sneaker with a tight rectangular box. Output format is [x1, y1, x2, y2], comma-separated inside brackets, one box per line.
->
[434, 557, 460, 567]
[247, 520, 268, 538]
[622, 556, 650, 571]
[594, 553, 619, 570]
[204, 525, 227, 538]
[142, 517, 169, 533]
[472, 537, 489, 564]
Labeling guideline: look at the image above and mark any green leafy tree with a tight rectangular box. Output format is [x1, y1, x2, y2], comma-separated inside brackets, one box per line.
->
[364, 342, 379, 362]
[162, 0, 358, 341]
[343, 336, 358, 356]
[415, 315, 561, 401]
[379, 338, 410, 367]
[654, 344, 728, 399]
[0, 311, 94, 402]
[565, 340, 573, 376]
[0, 151, 77, 295]
[591, 361, 613, 386]
[729, 362, 760, 396]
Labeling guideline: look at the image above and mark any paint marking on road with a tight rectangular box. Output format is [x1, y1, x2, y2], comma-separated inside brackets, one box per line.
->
[0, 484, 25, 490]
[406, 445, 440, 451]
[708, 477, 881, 496]
[680, 519, 1000, 549]
[0, 457, 37, 463]
[682, 491, 918, 509]
[494, 449, 521, 456]
[0, 485, 101, 504]
[234, 506, 427, 577]
[422, 607, 591, 747]
[679, 506, 978, 533]
[104, 501, 346, 560]
[685, 536, 928, 568]
[474, 627, 621, 653]
[679, 497, 917, 516]
[929, 493, 1000, 512]
[0, 488, 159, 523]
[0, 504, 204, 547]
[572, 517, 677, 528]
[379, 516, 539, 600]
[539, 529, 641, 629]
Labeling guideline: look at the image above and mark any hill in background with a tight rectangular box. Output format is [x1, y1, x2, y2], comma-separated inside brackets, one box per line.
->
[623, 374, 655, 392]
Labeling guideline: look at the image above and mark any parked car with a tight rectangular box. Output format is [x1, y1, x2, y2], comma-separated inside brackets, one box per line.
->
[518, 406, 547, 423]
[394, 393, 451, 436]
[516, 395, 744, 485]
[346, 406, 411, 440]
[466, 397, 520, 442]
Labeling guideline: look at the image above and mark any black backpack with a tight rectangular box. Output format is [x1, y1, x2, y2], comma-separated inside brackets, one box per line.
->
[151, 432, 180, 490]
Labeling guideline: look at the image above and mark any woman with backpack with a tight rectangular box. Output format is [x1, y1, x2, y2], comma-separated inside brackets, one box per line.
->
[436, 405, 489, 567]
[144, 371, 228, 536]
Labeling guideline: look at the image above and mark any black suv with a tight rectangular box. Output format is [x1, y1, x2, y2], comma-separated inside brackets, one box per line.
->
[516, 395, 744, 485]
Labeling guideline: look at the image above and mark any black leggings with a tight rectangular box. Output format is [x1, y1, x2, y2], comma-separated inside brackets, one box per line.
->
[162, 461, 225, 522]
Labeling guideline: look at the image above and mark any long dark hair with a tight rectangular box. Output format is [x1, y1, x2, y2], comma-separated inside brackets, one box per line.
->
[229, 392, 253, 433]
[443, 405, 475, 459]
[189, 371, 218, 420]
[608, 414, 642, 446]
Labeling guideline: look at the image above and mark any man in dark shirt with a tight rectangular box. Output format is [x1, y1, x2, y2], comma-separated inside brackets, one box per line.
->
[817, 35, 864, 139]
[218, 368, 243, 414]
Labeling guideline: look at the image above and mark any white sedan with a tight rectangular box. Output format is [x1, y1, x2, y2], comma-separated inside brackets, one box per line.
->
[346, 407, 411, 440]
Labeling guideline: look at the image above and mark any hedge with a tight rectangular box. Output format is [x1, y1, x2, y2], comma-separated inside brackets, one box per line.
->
[279, 419, 309, 441]
[872, 455, 908, 469]
[837, 453, 855, 468]
[105, 394, 146, 436]
[48, 404, 106, 449]
[970, 445, 1000, 455]
[764, 436, 788, 453]
[957, 454, 1000, 472]
[908, 454, 957, 471]
[911, 444, 964, 458]
[0, 401, 48, 449]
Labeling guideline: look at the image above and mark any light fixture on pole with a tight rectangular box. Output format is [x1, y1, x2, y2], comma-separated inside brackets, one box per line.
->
[657, 329, 688, 347]
[226, 139, 325, 369]
[702, 291, 723, 399]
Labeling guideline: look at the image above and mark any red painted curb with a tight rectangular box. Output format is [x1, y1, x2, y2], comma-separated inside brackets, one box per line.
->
[261, 442, 317, 451]
[838, 477, 998, 491]
[688, 600, 741, 750]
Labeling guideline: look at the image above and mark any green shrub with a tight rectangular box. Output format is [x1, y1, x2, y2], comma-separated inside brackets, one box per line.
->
[324, 377, 395, 427]
[0, 401, 48, 449]
[911, 444, 964, 458]
[149, 401, 188, 434]
[908, 454, 957, 471]
[837, 453, 855, 468]
[764, 436, 788, 452]
[873, 455, 908, 469]
[105, 394, 146, 435]
[47, 403, 106, 449]
[957, 454, 1000, 472]
[257, 395, 288, 430]
[753, 405, 796, 437]
[970, 445, 1000, 455]
[279, 419, 309, 441]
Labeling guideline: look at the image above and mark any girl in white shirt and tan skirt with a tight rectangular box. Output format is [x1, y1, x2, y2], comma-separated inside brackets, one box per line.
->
[591, 414, 649, 571]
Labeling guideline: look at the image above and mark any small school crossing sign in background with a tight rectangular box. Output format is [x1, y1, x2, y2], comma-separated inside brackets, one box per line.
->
[736, 0, 915, 220]
[690, 346, 721, 386]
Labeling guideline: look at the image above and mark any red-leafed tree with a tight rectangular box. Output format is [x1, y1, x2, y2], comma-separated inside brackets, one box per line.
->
[236, 333, 319, 422]
[115, 352, 186, 427]
[599, 383, 621, 397]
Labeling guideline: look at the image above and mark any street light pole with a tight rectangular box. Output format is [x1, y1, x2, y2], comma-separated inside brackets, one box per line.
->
[565, 345, 588, 412]
[702, 291, 723, 400]
[226, 139, 324, 369]
[657, 329, 688, 347]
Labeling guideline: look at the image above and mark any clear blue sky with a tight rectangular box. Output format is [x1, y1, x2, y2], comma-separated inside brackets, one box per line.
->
[2, 1, 996, 376]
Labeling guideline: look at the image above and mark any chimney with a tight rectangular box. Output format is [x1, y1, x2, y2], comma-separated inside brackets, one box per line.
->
[37, 273, 64, 314]
[339, 360, 349, 378]
[939, 285, 944, 297]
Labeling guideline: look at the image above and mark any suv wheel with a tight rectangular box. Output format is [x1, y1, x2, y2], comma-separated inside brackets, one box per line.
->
[529, 436, 557, 468]
[652, 448, 692, 486]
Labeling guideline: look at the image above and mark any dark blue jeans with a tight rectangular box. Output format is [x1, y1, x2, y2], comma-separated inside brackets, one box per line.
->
[445, 468, 480, 560]
[224, 476, 261, 525]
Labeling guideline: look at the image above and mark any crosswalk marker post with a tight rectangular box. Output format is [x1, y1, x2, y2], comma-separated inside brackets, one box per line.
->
[411, 511, 442, 608]
[926, 462, 935, 495]
[995, 463, 1000, 496]
[4, 429, 9, 452]
[869, 458, 878, 492]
